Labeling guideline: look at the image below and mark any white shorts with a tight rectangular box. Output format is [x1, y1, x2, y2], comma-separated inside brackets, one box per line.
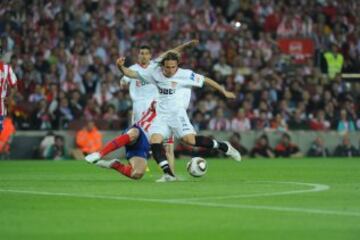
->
[149, 108, 196, 139]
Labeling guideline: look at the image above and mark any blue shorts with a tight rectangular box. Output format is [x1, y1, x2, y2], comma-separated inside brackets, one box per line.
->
[0, 116, 3, 132]
[125, 125, 150, 160]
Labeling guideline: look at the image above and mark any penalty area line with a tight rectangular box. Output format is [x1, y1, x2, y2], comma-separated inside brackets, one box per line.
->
[175, 181, 330, 201]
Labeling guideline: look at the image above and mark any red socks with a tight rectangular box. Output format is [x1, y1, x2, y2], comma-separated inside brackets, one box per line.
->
[111, 161, 133, 178]
[100, 134, 131, 157]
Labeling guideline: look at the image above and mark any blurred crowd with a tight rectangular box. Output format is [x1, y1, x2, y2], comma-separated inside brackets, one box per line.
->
[1, 0, 360, 133]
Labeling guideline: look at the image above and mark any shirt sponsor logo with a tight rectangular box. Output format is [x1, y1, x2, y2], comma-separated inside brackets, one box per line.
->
[159, 88, 175, 95]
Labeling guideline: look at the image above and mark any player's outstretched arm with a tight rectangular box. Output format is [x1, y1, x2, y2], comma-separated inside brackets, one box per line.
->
[116, 57, 139, 79]
[157, 39, 199, 60]
[204, 77, 236, 99]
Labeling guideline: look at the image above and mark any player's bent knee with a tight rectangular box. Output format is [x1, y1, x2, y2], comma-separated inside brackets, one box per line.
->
[182, 134, 196, 145]
[150, 134, 163, 144]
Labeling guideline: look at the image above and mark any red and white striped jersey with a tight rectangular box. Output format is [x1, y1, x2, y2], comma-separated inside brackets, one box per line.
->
[0, 61, 17, 115]
[136, 101, 157, 133]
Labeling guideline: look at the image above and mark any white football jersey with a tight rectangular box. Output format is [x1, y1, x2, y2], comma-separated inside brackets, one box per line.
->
[138, 66, 204, 115]
[122, 61, 159, 103]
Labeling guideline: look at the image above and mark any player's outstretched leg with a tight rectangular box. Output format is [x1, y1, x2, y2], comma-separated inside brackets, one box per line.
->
[183, 134, 241, 161]
[96, 157, 146, 180]
[85, 128, 139, 163]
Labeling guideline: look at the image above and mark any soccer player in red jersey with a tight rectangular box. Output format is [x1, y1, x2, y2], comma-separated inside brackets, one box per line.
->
[85, 102, 158, 180]
[0, 40, 17, 132]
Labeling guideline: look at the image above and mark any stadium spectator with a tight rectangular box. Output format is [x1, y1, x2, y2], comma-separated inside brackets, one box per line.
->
[0, 0, 358, 134]
[288, 109, 308, 130]
[0, 117, 16, 159]
[270, 113, 288, 132]
[192, 111, 208, 132]
[38, 131, 55, 159]
[44, 135, 67, 160]
[337, 109, 356, 133]
[323, 43, 344, 80]
[231, 108, 251, 132]
[253, 110, 271, 131]
[103, 104, 119, 122]
[31, 99, 53, 130]
[307, 136, 330, 157]
[274, 133, 303, 158]
[72, 121, 102, 160]
[250, 134, 275, 158]
[213, 56, 233, 80]
[208, 107, 231, 131]
[309, 110, 330, 131]
[68, 90, 84, 119]
[333, 134, 359, 157]
[228, 132, 248, 157]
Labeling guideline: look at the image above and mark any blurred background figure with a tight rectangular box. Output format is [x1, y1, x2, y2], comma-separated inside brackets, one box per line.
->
[72, 121, 102, 160]
[38, 131, 55, 159]
[307, 136, 330, 157]
[337, 109, 356, 133]
[44, 135, 67, 160]
[333, 134, 359, 157]
[0, 117, 16, 159]
[208, 107, 231, 131]
[250, 134, 274, 158]
[274, 133, 303, 158]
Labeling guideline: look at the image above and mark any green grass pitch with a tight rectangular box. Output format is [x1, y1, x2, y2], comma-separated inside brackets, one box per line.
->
[0, 158, 359, 240]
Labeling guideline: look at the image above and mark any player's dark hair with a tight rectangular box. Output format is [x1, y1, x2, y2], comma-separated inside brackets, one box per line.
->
[160, 52, 179, 66]
[139, 45, 151, 52]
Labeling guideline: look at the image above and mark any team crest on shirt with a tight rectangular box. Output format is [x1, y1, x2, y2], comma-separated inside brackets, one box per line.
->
[171, 82, 177, 88]
[136, 79, 147, 87]
[195, 75, 201, 83]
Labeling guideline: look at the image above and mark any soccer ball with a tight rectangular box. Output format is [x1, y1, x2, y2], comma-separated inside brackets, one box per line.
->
[186, 157, 207, 177]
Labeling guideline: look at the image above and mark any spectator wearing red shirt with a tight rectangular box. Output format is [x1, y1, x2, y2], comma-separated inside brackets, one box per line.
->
[309, 110, 330, 130]
[250, 134, 275, 158]
[274, 133, 303, 158]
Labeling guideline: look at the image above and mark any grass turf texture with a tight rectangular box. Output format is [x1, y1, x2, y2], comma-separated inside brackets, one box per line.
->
[0, 158, 359, 240]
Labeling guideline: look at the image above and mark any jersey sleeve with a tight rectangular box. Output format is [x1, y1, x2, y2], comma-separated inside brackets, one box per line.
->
[121, 76, 131, 84]
[7, 65, 17, 87]
[121, 65, 136, 84]
[184, 70, 205, 88]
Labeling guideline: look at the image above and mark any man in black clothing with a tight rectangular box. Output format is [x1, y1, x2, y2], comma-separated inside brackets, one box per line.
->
[333, 135, 359, 157]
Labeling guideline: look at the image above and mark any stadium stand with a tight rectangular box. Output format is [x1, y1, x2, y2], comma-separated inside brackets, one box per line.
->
[0, 0, 359, 135]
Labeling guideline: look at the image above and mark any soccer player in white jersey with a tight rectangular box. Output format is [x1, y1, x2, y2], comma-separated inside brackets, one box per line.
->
[120, 41, 198, 172]
[117, 52, 241, 182]
[0, 40, 17, 131]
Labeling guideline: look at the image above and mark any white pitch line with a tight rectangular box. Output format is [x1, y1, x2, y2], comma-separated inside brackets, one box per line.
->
[176, 181, 330, 201]
[0, 187, 359, 217]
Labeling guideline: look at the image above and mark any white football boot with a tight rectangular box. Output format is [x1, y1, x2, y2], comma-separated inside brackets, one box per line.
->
[85, 152, 101, 164]
[156, 174, 177, 183]
[223, 141, 241, 162]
